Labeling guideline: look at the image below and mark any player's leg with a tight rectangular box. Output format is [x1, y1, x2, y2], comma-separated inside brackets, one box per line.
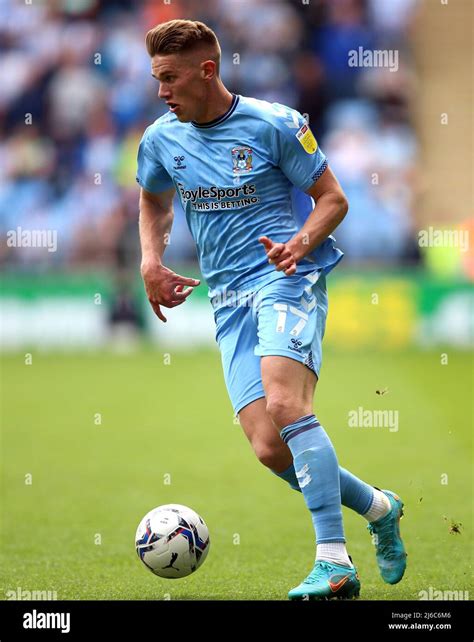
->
[238, 380, 370, 518]
[255, 270, 350, 559]
[305, 273, 406, 586]
[215, 275, 405, 590]
[238, 380, 406, 587]
[255, 268, 406, 591]
[260, 353, 348, 555]
[238, 397, 295, 476]
[238, 386, 388, 519]
[252, 397, 406, 585]
[260, 354, 360, 599]
[216, 283, 349, 566]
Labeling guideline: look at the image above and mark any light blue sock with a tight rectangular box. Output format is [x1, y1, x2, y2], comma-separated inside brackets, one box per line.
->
[272, 463, 302, 492]
[272, 465, 374, 516]
[339, 467, 374, 515]
[280, 414, 345, 543]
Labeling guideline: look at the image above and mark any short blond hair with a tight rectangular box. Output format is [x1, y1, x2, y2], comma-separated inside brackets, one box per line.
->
[145, 19, 221, 72]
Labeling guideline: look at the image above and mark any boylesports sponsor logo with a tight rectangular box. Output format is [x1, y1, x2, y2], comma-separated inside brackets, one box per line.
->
[177, 182, 257, 202]
[177, 182, 259, 211]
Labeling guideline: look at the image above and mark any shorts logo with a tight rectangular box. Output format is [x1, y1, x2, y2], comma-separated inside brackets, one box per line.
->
[289, 337, 303, 353]
[296, 124, 318, 154]
[232, 147, 253, 174]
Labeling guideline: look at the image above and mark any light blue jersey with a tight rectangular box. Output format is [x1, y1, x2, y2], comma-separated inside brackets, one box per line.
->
[136, 94, 343, 306]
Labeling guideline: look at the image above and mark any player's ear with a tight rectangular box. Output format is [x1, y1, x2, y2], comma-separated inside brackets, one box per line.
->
[201, 60, 216, 81]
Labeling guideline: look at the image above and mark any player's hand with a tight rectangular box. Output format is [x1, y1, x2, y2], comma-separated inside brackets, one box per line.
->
[258, 236, 297, 276]
[141, 263, 200, 323]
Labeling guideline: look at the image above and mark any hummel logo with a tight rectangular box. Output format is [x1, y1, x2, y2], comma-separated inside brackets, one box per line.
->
[289, 337, 303, 353]
[173, 155, 186, 170]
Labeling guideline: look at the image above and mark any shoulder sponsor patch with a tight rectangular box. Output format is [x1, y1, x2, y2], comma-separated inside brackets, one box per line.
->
[296, 124, 318, 154]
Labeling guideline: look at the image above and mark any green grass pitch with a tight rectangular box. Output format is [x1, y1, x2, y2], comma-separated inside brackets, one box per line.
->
[1, 347, 472, 600]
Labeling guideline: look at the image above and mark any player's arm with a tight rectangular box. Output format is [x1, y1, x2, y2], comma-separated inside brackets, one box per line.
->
[139, 187, 200, 322]
[139, 187, 174, 265]
[287, 166, 348, 265]
[259, 166, 348, 276]
[259, 108, 348, 276]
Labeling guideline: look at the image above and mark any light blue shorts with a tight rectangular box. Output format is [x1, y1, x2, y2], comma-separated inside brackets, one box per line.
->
[214, 268, 328, 414]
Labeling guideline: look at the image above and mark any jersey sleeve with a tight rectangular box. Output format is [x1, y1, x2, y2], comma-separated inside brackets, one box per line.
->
[136, 126, 174, 193]
[271, 107, 328, 193]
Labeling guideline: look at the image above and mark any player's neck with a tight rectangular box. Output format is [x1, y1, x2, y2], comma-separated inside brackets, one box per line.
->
[193, 84, 234, 125]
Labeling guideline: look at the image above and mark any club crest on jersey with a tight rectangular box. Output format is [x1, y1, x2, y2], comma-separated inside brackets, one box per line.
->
[232, 146, 253, 174]
[296, 124, 318, 154]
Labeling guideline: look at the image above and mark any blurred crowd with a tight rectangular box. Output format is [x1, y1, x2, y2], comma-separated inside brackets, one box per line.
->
[0, 0, 421, 273]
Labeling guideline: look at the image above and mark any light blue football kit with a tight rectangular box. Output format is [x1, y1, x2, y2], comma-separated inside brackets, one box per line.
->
[136, 94, 410, 589]
[137, 95, 406, 584]
[136, 94, 342, 414]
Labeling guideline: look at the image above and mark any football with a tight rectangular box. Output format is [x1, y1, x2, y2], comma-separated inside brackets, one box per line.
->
[135, 504, 210, 578]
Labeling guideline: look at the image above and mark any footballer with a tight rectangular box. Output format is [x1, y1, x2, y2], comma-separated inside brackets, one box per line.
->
[137, 19, 406, 600]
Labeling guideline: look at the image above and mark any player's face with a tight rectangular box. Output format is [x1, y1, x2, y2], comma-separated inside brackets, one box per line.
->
[152, 54, 208, 123]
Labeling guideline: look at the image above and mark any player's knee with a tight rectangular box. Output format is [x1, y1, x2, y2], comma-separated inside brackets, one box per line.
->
[265, 392, 303, 429]
[253, 442, 283, 469]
